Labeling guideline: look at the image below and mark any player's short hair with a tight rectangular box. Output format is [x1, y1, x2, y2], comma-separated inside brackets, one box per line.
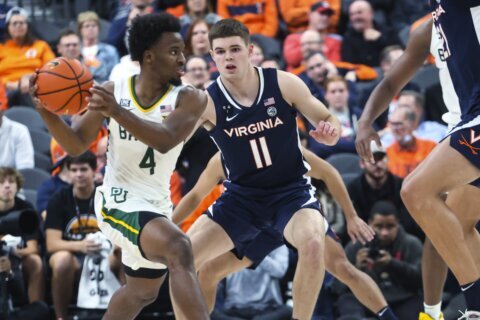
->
[209, 19, 250, 47]
[369, 200, 398, 220]
[128, 13, 181, 64]
[67, 150, 97, 171]
[0, 167, 24, 190]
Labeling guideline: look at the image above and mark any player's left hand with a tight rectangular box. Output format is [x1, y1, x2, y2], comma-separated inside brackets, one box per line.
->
[309, 121, 338, 145]
[346, 216, 375, 245]
[374, 250, 392, 268]
[87, 85, 120, 118]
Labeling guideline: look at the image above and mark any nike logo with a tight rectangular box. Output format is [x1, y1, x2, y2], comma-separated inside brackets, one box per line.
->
[461, 282, 476, 291]
[378, 308, 387, 317]
[226, 114, 238, 121]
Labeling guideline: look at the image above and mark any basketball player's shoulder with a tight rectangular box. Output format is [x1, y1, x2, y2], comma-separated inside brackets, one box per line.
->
[276, 69, 307, 103]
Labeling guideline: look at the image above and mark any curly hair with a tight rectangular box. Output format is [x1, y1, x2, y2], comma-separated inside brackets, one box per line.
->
[128, 12, 181, 64]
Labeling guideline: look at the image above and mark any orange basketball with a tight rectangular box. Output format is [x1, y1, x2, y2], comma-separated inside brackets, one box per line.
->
[36, 58, 93, 115]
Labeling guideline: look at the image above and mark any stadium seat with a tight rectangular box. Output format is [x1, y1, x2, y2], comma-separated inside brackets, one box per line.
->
[341, 172, 361, 187]
[22, 189, 38, 211]
[19, 168, 51, 190]
[30, 129, 52, 157]
[411, 64, 440, 93]
[4, 107, 47, 132]
[34, 152, 52, 172]
[326, 153, 362, 175]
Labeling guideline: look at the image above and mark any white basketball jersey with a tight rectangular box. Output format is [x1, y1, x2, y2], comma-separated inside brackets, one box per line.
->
[103, 76, 185, 212]
[430, 23, 461, 128]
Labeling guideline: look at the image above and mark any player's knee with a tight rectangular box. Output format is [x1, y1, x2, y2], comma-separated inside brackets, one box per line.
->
[165, 233, 194, 268]
[198, 261, 221, 286]
[400, 178, 424, 210]
[298, 236, 324, 265]
[129, 287, 158, 307]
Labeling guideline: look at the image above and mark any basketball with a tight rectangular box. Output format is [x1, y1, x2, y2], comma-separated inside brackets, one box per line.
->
[36, 57, 93, 115]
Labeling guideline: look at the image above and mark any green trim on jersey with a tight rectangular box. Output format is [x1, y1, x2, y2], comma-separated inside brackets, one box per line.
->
[101, 204, 140, 245]
[129, 75, 173, 113]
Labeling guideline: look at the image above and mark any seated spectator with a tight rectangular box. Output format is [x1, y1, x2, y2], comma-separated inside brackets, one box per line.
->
[338, 201, 423, 319]
[294, 31, 377, 82]
[0, 167, 48, 320]
[0, 109, 34, 169]
[250, 41, 265, 67]
[347, 142, 421, 239]
[56, 29, 81, 60]
[182, 56, 211, 90]
[179, 0, 221, 37]
[45, 151, 121, 320]
[260, 58, 281, 69]
[0, 7, 55, 107]
[283, 1, 342, 70]
[341, 0, 400, 67]
[217, 0, 278, 38]
[106, 0, 153, 58]
[0, 77, 7, 110]
[184, 19, 218, 79]
[211, 246, 291, 320]
[381, 91, 448, 148]
[308, 76, 363, 158]
[78, 11, 119, 83]
[386, 107, 436, 179]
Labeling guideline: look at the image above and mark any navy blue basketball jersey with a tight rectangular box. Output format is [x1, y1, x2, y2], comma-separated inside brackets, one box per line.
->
[207, 67, 309, 189]
[430, 0, 480, 119]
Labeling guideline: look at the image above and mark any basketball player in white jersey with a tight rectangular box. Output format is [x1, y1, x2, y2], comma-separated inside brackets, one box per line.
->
[30, 13, 209, 320]
[355, 16, 480, 320]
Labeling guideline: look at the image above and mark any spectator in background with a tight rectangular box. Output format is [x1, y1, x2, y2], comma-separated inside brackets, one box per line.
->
[212, 246, 291, 320]
[283, 1, 342, 72]
[386, 107, 436, 179]
[56, 29, 81, 60]
[347, 142, 421, 240]
[0, 7, 55, 107]
[339, 201, 423, 319]
[0, 77, 7, 110]
[250, 41, 265, 67]
[341, 0, 400, 67]
[184, 19, 219, 79]
[381, 91, 448, 148]
[217, 0, 278, 38]
[179, 0, 221, 37]
[45, 151, 121, 320]
[182, 56, 211, 89]
[78, 11, 119, 83]
[0, 167, 48, 320]
[0, 110, 34, 170]
[106, 0, 153, 57]
[260, 58, 281, 69]
[309, 76, 363, 158]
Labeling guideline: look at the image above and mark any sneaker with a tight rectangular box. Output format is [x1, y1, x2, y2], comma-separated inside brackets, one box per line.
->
[458, 310, 480, 319]
[419, 312, 444, 320]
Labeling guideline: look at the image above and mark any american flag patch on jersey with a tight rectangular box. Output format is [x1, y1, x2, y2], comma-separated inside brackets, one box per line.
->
[160, 105, 173, 112]
[264, 97, 275, 106]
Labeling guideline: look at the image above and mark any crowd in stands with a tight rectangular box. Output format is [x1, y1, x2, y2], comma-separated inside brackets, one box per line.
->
[0, 0, 459, 319]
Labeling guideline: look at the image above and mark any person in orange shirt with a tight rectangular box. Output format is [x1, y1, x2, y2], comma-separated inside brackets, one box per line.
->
[0, 7, 55, 107]
[217, 0, 278, 38]
[386, 107, 436, 179]
[280, 0, 341, 34]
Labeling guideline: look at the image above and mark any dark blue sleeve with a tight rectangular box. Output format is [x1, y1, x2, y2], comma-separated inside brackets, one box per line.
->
[36, 179, 54, 214]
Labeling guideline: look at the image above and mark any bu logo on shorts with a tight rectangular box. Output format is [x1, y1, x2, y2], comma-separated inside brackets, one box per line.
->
[111, 187, 128, 203]
[459, 129, 480, 155]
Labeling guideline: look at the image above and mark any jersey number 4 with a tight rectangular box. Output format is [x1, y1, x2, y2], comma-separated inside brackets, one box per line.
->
[139, 147, 156, 175]
[249, 137, 272, 169]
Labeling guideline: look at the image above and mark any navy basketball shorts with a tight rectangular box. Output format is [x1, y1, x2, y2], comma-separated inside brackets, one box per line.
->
[447, 117, 480, 187]
[207, 179, 325, 262]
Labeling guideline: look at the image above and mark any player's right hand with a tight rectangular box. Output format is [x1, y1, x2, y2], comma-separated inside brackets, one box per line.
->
[355, 121, 382, 164]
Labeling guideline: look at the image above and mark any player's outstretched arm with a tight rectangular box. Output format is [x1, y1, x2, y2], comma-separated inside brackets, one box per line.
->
[356, 19, 432, 163]
[88, 84, 208, 153]
[303, 148, 375, 244]
[278, 70, 340, 146]
[172, 152, 225, 225]
[29, 73, 105, 156]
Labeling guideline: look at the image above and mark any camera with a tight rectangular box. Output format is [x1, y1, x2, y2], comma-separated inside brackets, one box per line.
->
[367, 235, 382, 260]
[0, 209, 39, 237]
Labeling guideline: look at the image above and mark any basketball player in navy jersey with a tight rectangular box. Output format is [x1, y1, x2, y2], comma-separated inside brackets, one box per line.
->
[180, 19, 381, 320]
[356, 1, 480, 318]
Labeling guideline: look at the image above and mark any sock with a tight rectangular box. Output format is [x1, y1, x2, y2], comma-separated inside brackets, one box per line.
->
[424, 302, 442, 320]
[461, 280, 480, 311]
[377, 306, 398, 320]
